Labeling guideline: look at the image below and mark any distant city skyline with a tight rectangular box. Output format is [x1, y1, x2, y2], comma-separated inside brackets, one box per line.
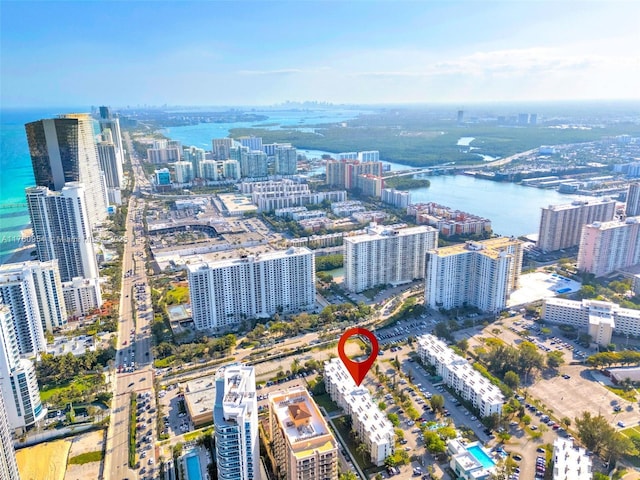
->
[1, 1, 639, 107]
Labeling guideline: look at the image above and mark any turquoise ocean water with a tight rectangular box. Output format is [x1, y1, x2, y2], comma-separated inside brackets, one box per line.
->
[0, 108, 80, 261]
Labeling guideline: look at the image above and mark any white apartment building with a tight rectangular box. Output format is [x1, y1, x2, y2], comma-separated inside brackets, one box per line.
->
[577, 217, 640, 277]
[324, 358, 395, 466]
[97, 138, 124, 205]
[240, 150, 268, 178]
[0, 389, 20, 480]
[537, 198, 616, 252]
[626, 182, 640, 217]
[331, 201, 365, 217]
[62, 277, 102, 317]
[242, 180, 346, 212]
[0, 260, 67, 336]
[199, 160, 219, 181]
[214, 365, 260, 480]
[269, 388, 338, 480]
[188, 247, 315, 332]
[0, 305, 46, 433]
[357, 151, 380, 162]
[222, 160, 241, 180]
[552, 438, 592, 480]
[174, 161, 194, 184]
[425, 238, 522, 314]
[274, 145, 298, 175]
[344, 224, 438, 293]
[542, 298, 640, 343]
[26, 183, 100, 283]
[416, 335, 504, 417]
[381, 188, 411, 208]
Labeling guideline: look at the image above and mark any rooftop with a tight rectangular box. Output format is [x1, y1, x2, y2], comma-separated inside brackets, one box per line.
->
[269, 388, 335, 453]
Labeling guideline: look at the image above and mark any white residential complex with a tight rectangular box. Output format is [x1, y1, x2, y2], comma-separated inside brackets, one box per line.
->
[552, 438, 592, 480]
[577, 217, 640, 277]
[381, 188, 411, 208]
[425, 238, 522, 314]
[542, 298, 640, 345]
[26, 183, 100, 282]
[324, 358, 395, 466]
[416, 335, 504, 417]
[268, 388, 338, 480]
[188, 247, 316, 332]
[240, 180, 346, 212]
[537, 198, 616, 252]
[344, 224, 438, 293]
[0, 391, 20, 480]
[62, 277, 102, 317]
[213, 365, 260, 480]
[0, 260, 67, 335]
[0, 305, 46, 433]
[97, 134, 124, 205]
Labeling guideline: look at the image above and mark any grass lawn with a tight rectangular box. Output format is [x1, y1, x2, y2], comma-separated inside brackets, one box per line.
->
[620, 426, 640, 468]
[604, 386, 637, 402]
[40, 374, 101, 403]
[68, 450, 103, 465]
[312, 393, 340, 414]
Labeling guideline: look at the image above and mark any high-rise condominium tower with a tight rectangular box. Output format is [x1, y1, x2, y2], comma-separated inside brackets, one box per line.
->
[577, 217, 640, 277]
[26, 183, 99, 283]
[537, 198, 616, 252]
[97, 131, 124, 205]
[425, 237, 523, 314]
[0, 305, 46, 432]
[213, 365, 260, 480]
[344, 224, 438, 293]
[188, 248, 315, 332]
[0, 260, 66, 354]
[274, 146, 298, 175]
[0, 388, 20, 480]
[626, 183, 640, 217]
[25, 114, 108, 227]
[98, 106, 124, 165]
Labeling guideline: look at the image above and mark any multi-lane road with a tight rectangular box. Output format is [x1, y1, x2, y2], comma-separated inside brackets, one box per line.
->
[104, 147, 157, 480]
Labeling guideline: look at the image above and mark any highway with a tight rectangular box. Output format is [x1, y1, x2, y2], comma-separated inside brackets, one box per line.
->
[104, 140, 157, 480]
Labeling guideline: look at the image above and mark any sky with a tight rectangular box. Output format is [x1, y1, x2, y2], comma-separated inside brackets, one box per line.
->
[2, 0, 640, 107]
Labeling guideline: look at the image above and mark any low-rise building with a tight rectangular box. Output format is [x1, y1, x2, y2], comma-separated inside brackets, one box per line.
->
[324, 358, 395, 466]
[552, 438, 592, 480]
[268, 387, 338, 480]
[183, 376, 216, 428]
[331, 201, 365, 217]
[409, 202, 492, 237]
[417, 335, 504, 417]
[542, 298, 640, 344]
[448, 439, 496, 480]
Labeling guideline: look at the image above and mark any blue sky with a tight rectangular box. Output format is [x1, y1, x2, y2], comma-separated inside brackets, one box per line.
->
[2, 1, 639, 107]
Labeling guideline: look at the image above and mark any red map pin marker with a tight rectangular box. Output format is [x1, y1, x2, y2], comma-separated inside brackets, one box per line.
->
[338, 327, 379, 387]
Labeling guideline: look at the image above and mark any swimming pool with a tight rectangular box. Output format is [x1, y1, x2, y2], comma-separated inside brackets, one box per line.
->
[467, 445, 496, 469]
[186, 454, 202, 480]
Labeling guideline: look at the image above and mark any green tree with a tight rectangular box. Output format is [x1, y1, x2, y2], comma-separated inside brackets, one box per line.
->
[457, 338, 469, 353]
[575, 411, 612, 454]
[547, 351, 565, 369]
[503, 371, 520, 389]
[430, 394, 445, 413]
[378, 401, 387, 411]
[340, 472, 358, 480]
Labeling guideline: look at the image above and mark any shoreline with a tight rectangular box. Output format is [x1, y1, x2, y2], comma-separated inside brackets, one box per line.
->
[0, 227, 36, 266]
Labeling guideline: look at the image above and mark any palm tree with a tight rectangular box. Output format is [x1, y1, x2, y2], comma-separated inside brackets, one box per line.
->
[356, 442, 369, 463]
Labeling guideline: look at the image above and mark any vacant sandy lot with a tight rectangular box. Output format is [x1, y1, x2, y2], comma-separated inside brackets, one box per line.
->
[64, 429, 105, 480]
[17, 439, 71, 480]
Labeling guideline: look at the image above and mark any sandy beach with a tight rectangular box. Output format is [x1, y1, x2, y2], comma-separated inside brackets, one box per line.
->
[0, 227, 36, 265]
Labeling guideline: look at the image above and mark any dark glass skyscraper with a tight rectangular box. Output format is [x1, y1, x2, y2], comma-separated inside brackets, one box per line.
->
[24, 114, 108, 227]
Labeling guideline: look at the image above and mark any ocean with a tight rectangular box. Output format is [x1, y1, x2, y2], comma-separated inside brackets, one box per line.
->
[0, 108, 75, 261]
[0, 107, 371, 262]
